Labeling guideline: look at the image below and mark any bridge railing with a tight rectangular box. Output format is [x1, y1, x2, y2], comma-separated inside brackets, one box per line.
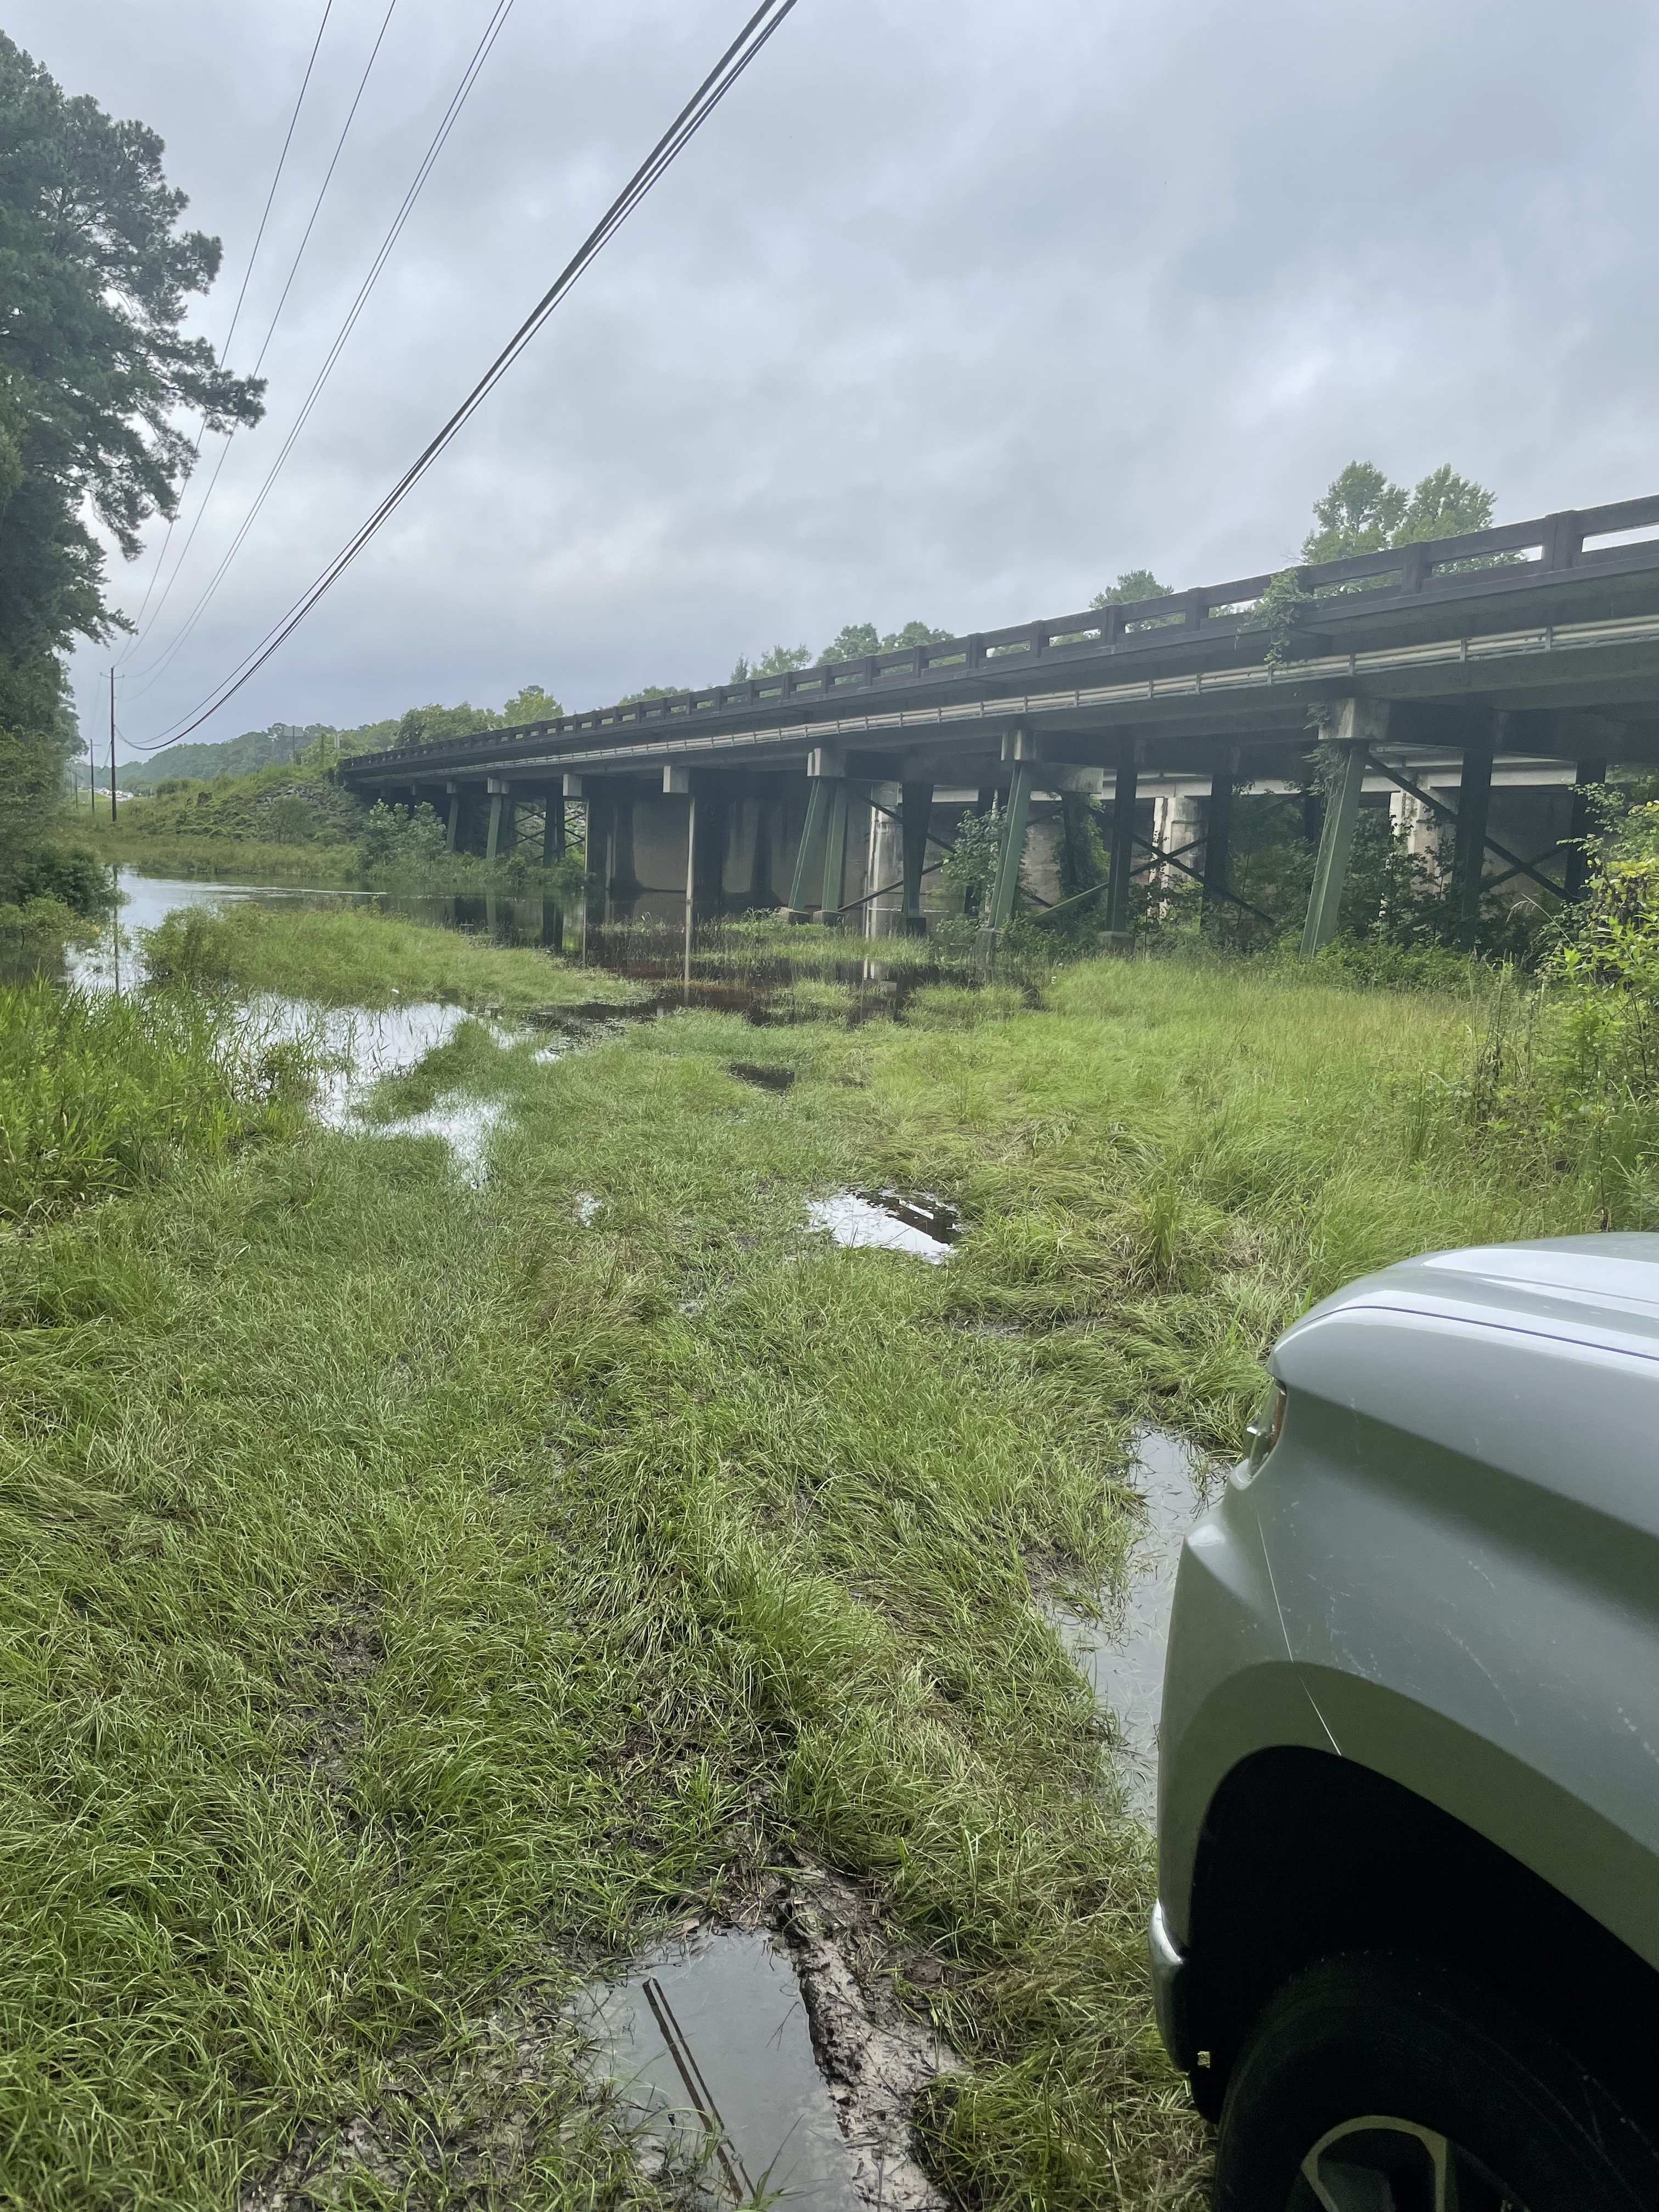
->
[344, 492, 1659, 774]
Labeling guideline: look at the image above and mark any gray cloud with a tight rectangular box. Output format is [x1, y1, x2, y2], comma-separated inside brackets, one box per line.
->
[13, 0, 1659, 754]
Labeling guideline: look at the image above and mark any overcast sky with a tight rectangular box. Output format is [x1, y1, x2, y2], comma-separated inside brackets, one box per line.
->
[16, 0, 1659, 759]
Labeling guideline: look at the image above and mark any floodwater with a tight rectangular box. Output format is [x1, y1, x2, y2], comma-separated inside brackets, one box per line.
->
[576, 1928, 862, 2211]
[25, 866, 979, 1183]
[805, 1191, 960, 1261]
[55, 874, 522, 1180]
[1046, 1429, 1216, 1824]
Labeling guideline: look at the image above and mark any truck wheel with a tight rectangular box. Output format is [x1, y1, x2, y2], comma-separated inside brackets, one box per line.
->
[1213, 1951, 1659, 2212]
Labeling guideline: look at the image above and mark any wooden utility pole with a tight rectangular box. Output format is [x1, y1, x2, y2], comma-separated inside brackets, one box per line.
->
[109, 668, 117, 824]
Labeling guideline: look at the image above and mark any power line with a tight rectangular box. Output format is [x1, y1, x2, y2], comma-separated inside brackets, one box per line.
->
[126, 0, 520, 700]
[125, 0, 403, 680]
[116, 0, 338, 656]
[134, 0, 800, 753]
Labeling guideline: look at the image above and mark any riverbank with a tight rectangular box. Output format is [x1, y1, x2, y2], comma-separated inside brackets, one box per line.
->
[0, 912, 1625, 2209]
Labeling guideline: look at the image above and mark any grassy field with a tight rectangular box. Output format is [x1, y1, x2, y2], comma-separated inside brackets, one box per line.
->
[0, 914, 1624, 2210]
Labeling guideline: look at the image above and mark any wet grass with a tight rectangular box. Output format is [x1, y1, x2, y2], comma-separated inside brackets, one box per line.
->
[0, 922, 1623, 2208]
[139, 902, 645, 1015]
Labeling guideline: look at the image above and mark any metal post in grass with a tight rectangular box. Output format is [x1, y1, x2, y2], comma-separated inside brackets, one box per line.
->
[1300, 701, 1386, 955]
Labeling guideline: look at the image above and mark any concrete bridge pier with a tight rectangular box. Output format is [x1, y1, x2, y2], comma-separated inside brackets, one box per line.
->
[485, 778, 516, 862]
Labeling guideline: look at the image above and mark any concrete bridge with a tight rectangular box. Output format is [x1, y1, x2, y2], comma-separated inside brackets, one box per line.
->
[340, 491, 1659, 951]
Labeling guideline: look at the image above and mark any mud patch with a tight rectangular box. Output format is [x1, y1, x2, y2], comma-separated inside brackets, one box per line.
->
[775, 1866, 957, 2212]
[577, 1872, 955, 2212]
[292, 1604, 384, 1794]
[726, 1061, 796, 1093]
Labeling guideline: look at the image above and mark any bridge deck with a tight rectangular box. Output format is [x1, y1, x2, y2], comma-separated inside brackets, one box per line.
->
[342, 493, 1659, 797]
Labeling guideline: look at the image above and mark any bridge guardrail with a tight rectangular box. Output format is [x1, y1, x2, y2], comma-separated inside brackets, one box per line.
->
[342, 492, 1659, 776]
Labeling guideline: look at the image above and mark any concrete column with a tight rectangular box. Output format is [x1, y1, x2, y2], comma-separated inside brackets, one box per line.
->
[543, 790, 566, 866]
[1565, 759, 1607, 902]
[444, 782, 461, 852]
[864, 781, 904, 938]
[485, 777, 514, 863]
[901, 781, 934, 932]
[1158, 789, 1205, 906]
[746, 794, 775, 909]
[1389, 783, 1440, 873]
[1106, 759, 1138, 933]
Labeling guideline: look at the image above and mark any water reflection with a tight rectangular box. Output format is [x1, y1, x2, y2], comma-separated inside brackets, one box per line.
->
[805, 1191, 960, 1262]
[1046, 1429, 1216, 1824]
[575, 1928, 862, 2212]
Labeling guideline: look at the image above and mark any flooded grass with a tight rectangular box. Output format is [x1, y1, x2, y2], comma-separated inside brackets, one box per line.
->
[1043, 1431, 1215, 1825]
[0, 893, 1625, 2209]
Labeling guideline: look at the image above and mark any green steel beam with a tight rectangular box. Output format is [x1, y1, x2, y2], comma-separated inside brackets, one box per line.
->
[989, 760, 1034, 930]
[1105, 760, 1137, 932]
[788, 778, 832, 913]
[1451, 739, 1494, 950]
[1299, 742, 1366, 956]
[819, 780, 850, 917]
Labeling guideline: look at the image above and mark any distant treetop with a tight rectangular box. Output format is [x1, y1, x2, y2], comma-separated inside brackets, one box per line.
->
[1091, 569, 1172, 609]
[1301, 461, 1496, 564]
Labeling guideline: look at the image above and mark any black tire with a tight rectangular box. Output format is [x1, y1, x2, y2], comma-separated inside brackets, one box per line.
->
[1214, 1950, 1659, 2212]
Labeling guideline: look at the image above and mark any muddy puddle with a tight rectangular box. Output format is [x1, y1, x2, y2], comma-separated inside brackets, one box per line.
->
[1046, 1429, 1217, 1823]
[805, 1191, 960, 1261]
[577, 1929, 862, 2209]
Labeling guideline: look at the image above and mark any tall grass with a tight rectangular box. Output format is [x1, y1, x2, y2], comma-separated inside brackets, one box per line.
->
[0, 982, 307, 1221]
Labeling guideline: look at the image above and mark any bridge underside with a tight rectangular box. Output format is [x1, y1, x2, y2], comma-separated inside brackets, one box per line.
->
[341, 494, 1659, 949]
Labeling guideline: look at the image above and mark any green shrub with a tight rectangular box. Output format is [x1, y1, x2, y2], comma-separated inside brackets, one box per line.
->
[0, 841, 114, 916]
